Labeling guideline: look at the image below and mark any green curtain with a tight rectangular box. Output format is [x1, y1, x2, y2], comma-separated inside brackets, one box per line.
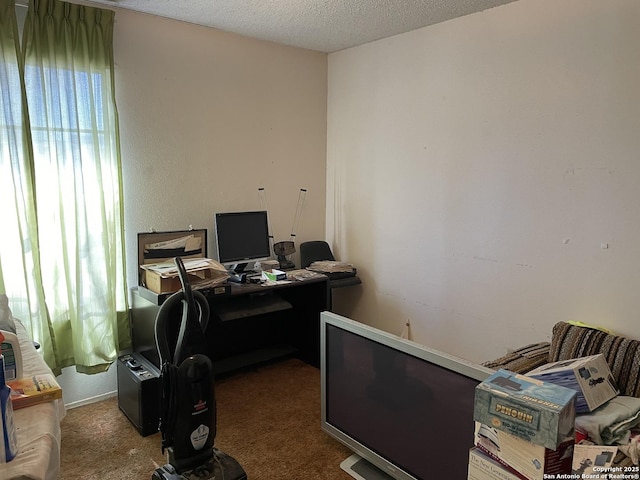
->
[0, 0, 53, 366]
[0, 0, 130, 374]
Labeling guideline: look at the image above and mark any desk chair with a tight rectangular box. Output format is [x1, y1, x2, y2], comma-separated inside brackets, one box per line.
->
[299, 241, 362, 310]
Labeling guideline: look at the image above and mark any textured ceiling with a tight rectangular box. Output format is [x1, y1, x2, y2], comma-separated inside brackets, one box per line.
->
[85, 0, 520, 53]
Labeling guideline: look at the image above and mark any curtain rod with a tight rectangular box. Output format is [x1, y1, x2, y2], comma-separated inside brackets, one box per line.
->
[14, 0, 109, 8]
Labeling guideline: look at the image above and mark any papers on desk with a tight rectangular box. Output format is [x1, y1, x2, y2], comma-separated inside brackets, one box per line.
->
[145, 234, 201, 251]
[140, 258, 229, 293]
[257, 269, 325, 286]
[261, 280, 292, 287]
[307, 261, 355, 274]
[286, 269, 326, 281]
[141, 258, 215, 277]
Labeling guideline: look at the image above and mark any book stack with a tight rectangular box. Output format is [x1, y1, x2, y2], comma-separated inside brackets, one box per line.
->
[468, 369, 577, 480]
[468, 447, 524, 480]
[8, 373, 62, 409]
[472, 422, 574, 480]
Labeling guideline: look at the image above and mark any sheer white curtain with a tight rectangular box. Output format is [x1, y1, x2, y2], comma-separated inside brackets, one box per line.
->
[0, 0, 130, 374]
[0, 0, 53, 365]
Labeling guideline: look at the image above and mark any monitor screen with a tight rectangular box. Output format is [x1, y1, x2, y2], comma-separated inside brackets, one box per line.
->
[214, 211, 271, 268]
[321, 312, 493, 480]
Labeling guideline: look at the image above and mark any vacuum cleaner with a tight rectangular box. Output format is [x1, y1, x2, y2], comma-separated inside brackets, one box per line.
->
[152, 257, 247, 480]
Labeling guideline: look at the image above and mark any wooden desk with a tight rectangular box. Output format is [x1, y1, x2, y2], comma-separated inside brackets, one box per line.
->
[130, 274, 328, 375]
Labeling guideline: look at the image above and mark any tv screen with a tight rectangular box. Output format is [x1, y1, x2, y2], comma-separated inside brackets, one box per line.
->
[321, 312, 493, 480]
[214, 211, 271, 268]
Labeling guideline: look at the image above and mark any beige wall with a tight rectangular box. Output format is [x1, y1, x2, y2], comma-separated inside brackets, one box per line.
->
[327, 0, 640, 363]
[114, 10, 328, 288]
[59, 8, 328, 407]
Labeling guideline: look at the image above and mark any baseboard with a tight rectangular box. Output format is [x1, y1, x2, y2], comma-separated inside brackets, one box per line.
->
[65, 390, 117, 410]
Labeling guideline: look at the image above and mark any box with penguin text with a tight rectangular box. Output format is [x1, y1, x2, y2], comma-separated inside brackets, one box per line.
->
[473, 369, 576, 450]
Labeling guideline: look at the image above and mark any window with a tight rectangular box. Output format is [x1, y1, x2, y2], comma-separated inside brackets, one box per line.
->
[0, 0, 129, 374]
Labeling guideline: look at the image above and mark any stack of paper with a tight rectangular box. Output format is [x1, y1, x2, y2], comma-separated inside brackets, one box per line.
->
[141, 258, 216, 277]
[307, 261, 354, 273]
[143, 234, 203, 260]
[140, 258, 229, 293]
[286, 269, 325, 281]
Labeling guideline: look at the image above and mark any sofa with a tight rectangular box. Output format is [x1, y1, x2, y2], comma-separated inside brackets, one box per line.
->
[1, 294, 65, 480]
[483, 320, 640, 467]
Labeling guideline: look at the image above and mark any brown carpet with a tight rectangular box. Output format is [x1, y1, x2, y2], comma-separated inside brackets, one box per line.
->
[60, 358, 352, 480]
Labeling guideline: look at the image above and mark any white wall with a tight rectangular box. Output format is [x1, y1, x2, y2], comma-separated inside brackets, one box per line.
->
[115, 12, 328, 287]
[59, 9, 328, 406]
[327, 0, 640, 363]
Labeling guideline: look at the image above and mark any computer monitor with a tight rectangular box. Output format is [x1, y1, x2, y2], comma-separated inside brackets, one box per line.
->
[214, 210, 271, 272]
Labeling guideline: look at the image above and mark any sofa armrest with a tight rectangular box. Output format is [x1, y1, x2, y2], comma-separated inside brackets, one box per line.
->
[482, 342, 550, 374]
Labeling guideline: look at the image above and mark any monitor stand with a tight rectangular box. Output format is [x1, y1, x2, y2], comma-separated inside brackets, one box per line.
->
[340, 454, 394, 480]
[231, 262, 249, 273]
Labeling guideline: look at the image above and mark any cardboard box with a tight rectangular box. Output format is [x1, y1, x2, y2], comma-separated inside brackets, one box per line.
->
[527, 354, 618, 413]
[9, 374, 62, 409]
[474, 369, 576, 450]
[571, 444, 617, 477]
[261, 269, 287, 281]
[474, 422, 573, 480]
[141, 258, 228, 294]
[468, 447, 525, 480]
[138, 229, 207, 291]
[137, 229, 229, 294]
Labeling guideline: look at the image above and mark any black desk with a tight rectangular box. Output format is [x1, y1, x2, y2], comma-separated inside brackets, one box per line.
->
[129, 274, 329, 375]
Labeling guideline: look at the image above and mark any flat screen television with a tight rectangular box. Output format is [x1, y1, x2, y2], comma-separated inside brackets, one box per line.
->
[214, 210, 271, 271]
[320, 312, 494, 480]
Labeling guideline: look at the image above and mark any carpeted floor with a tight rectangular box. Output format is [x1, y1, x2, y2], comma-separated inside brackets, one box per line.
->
[59, 358, 352, 480]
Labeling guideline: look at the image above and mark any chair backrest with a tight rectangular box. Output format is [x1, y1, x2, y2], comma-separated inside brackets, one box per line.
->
[299, 241, 335, 268]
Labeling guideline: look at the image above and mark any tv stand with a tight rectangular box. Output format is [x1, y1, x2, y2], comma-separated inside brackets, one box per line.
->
[340, 455, 394, 480]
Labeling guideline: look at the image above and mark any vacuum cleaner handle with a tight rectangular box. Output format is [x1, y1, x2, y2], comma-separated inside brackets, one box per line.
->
[175, 257, 197, 327]
[156, 258, 210, 366]
[155, 257, 211, 452]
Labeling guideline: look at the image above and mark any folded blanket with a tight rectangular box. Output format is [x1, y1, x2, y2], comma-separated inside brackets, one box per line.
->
[575, 396, 640, 445]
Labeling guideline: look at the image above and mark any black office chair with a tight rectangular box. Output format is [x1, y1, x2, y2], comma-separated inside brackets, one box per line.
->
[299, 241, 361, 310]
